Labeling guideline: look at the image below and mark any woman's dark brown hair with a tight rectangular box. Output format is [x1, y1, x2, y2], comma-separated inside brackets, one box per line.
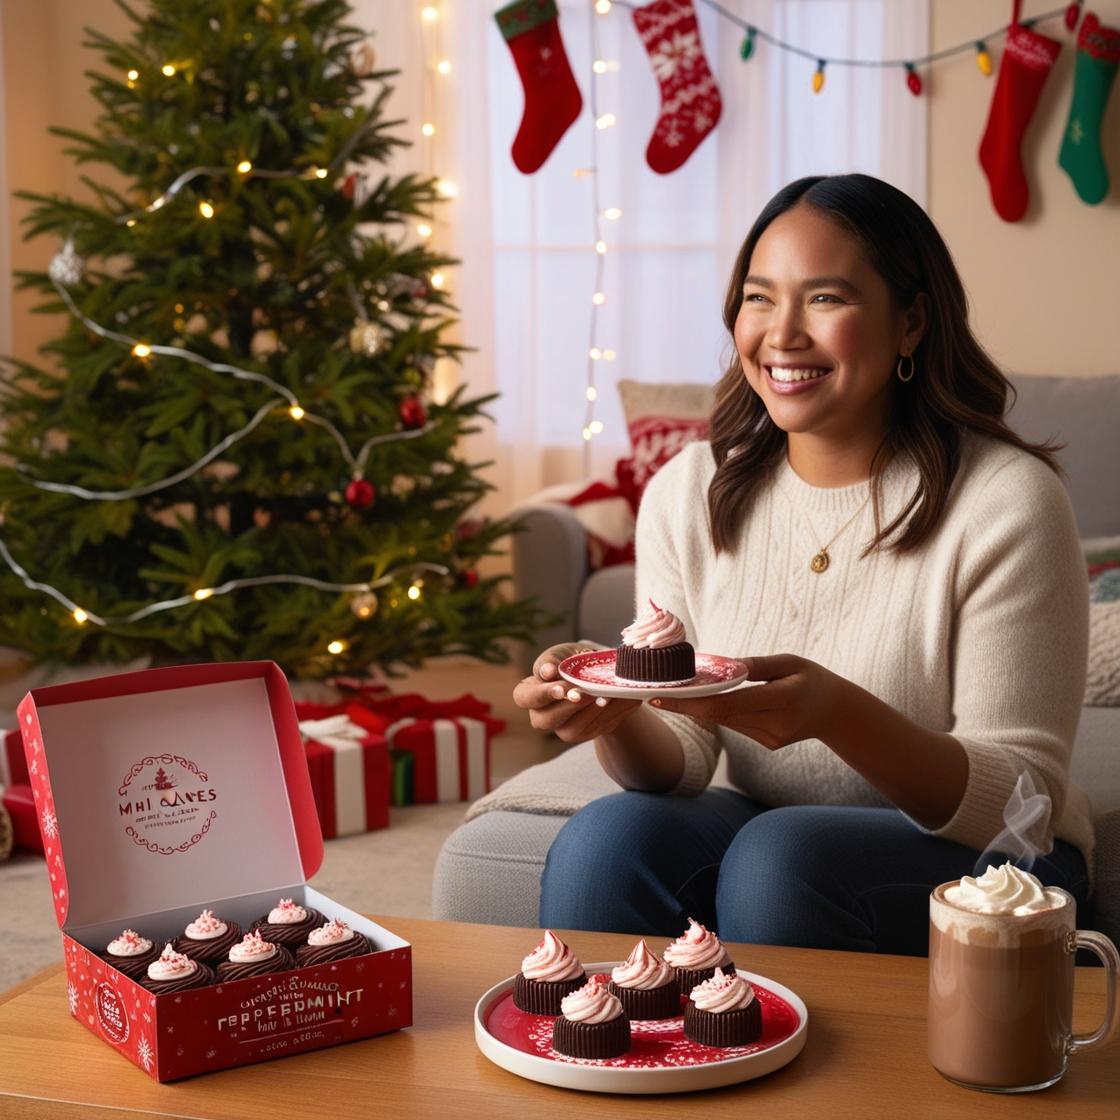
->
[708, 173, 1060, 554]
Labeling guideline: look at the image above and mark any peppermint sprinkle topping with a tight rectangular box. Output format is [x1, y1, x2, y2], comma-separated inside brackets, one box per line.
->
[308, 919, 355, 947]
[229, 930, 277, 963]
[268, 897, 307, 924]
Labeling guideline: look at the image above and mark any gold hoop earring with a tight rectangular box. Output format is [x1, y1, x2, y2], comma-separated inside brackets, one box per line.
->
[896, 354, 915, 382]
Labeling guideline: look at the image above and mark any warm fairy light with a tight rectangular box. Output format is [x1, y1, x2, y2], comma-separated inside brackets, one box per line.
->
[126, 219, 137, 228]
[436, 178, 457, 198]
[572, 167, 593, 179]
[430, 272, 446, 289]
[592, 60, 608, 74]
[237, 159, 253, 174]
[592, 292, 606, 305]
[356, 603, 374, 619]
[314, 167, 328, 179]
[436, 60, 452, 75]
[589, 347, 602, 359]
[407, 581, 423, 601]
[975, 43, 993, 76]
[193, 588, 214, 601]
[595, 113, 616, 130]
[589, 420, 604, 435]
[148, 195, 168, 211]
[586, 386, 598, 401]
[595, 0, 612, 13]
[327, 639, 347, 655]
[602, 207, 622, 221]
[602, 349, 616, 360]
[161, 63, 177, 77]
[174, 303, 185, 313]
[72, 608, 89, 624]
[416, 222, 433, 238]
[421, 5, 439, 20]
[127, 69, 140, 81]
[132, 343, 151, 358]
[421, 122, 436, 137]
[812, 62, 826, 94]
[582, 427, 593, 440]
[289, 404, 305, 420]
[198, 200, 215, 218]
[595, 239, 607, 254]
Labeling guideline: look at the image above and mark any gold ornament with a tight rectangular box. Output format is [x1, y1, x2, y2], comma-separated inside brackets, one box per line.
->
[351, 41, 377, 76]
[349, 320, 385, 357]
[350, 591, 379, 620]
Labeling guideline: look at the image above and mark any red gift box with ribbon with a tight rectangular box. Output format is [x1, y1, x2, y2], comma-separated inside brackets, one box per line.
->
[0, 784, 44, 853]
[2, 727, 30, 786]
[295, 707, 390, 837]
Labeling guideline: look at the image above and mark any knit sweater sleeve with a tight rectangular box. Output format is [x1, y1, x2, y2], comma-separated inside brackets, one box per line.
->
[914, 449, 1088, 853]
[633, 444, 720, 796]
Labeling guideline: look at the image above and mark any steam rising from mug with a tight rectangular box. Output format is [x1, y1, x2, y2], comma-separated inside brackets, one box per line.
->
[972, 772, 1053, 876]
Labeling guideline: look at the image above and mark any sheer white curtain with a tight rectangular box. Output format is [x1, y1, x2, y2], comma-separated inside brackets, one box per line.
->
[444, 1, 928, 513]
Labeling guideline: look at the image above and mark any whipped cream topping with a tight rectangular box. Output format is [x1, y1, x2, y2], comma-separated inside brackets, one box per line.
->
[107, 929, 152, 957]
[944, 862, 1064, 916]
[307, 919, 356, 947]
[663, 918, 730, 970]
[611, 939, 674, 991]
[560, 974, 625, 1025]
[184, 908, 228, 940]
[148, 944, 198, 981]
[521, 929, 584, 983]
[620, 599, 686, 650]
[229, 930, 278, 964]
[689, 967, 756, 1013]
[267, 898, 308, 924]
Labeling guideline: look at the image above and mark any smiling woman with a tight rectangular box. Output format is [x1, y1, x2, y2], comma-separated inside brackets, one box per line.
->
[513, 173, 1095, 959]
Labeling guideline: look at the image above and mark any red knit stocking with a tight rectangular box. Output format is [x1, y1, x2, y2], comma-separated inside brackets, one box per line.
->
[495, 0, 583, 175]
[632, 0, 722, 175]
[978, 17, 1062, 222]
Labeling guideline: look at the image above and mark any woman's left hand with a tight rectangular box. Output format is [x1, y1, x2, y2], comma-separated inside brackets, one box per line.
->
[651, 653, 851, 750]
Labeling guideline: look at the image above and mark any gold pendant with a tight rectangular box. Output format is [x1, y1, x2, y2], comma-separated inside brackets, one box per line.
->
[810, 550, 830, 574]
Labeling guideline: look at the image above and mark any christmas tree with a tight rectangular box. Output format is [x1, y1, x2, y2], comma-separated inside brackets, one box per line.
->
[0, 0, 543, 679]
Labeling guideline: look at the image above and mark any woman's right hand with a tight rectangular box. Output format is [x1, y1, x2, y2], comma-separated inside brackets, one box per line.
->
[512, 642, 641, 744]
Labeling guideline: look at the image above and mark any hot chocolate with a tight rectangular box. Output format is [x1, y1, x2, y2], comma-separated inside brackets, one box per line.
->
[928, 863, 1073, 1091]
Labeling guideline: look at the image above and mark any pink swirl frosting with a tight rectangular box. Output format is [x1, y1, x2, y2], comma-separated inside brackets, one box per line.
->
[689, 967, 755, 1013]
[559, 974, 625, 1024]
[184, 908, 227, 940]
[147, 944, 198, 981]
[229, 930, 278, 963]
[308, 919, 355, 947]
[521, 929, 583, 982]
[611, 939, 674, 991]
[268, 898, 307, 924]
[107, 929, 152, 957]
[663, 918, 730, 970]
[620, 599, 686, 650]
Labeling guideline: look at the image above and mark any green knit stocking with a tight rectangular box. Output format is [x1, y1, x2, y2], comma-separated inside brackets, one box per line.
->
[1059, 12, 1120, 205]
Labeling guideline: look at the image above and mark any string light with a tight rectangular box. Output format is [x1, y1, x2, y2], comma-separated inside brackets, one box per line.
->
[131, 342, 151, 358]
[161, 63, 176, 77]
[595, 113, 616, 130]
[421, 5, 440, 21]
[602, 207, 622, 221]
[416, 222, 433, 238]
[435, 178, 457, 198]
[327, 640, 348, 655]
[592, 292, 606, 306]
[237, 159, 253, 174]
[905, 63, 923, 97]
[421, 122, 436, 137]
[127, 68, 140, 81]
[595, 239, 607, 254]
[193, 588, 214, 601]
[594, 0, 612, 13]
[436, 59, 452, 75]
[288, 404, 305, 420]
[740, 27, 757, 61]
[975, 43, 993, 76]
[812, 61, 826, 94]
[430, 272, 445, 288]
[198, 200, 215, 218]
[72, 609, 88, 625]
[407, 580, 423, 601]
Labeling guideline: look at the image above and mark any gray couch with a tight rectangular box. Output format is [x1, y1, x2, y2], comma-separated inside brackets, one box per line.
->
[433, 375, 1120, 944]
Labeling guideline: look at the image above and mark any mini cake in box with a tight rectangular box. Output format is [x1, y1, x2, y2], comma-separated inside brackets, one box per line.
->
[18, 661, 412, 1082]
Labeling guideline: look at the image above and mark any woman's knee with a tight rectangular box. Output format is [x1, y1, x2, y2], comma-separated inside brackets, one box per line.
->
[544, 791, 672, 878]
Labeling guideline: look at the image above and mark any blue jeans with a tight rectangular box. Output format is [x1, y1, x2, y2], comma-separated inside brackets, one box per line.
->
[539, 790, 1090, 956]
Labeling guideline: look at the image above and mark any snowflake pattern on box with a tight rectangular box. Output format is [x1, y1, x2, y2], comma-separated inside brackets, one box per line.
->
[67, 982, 79, 1016]
[41, 807, 58, 840]
[137, 1036, 153, 1071]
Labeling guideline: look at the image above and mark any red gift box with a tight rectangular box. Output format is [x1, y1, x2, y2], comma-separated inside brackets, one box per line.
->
[295, 709, 390, 837]
[17, 661, 412, 1082]
[1, 727, 30, 785]
[387, 716, 499, 804]
[1, 783, 44, 853]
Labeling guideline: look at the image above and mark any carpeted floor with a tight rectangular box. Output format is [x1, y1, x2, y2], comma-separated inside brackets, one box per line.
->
[0, 655, 558, 990]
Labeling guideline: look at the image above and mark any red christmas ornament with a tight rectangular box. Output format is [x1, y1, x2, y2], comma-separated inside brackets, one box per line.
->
[399, 395, 428, 429]
[341, 172, 358, 200]
[905, 66, 922, 96]
[1065, 3, 1081, 32]
[459, 569, 479, 589]
[345, 478, 375, 509]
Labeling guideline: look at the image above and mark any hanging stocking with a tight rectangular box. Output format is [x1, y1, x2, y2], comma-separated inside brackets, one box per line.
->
[1059, 12, 1120, 204]
[495, 0, 583, 175]
[978, 5, 1062, 222]
[632, 0, 722, 175]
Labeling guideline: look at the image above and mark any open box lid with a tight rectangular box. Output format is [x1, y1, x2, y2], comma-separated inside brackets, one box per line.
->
[18, 661, 323, 931]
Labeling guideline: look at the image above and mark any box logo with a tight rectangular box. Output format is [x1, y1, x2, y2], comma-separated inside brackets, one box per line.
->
[118, 753, 218, 855]
[94, 982, 130, 1044]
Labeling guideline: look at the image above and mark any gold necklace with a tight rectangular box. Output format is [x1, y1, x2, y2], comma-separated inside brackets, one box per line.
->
[806, 494, 872, 573]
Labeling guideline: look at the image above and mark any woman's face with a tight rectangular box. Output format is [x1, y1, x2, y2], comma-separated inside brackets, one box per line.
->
[733, 203, 920, 445]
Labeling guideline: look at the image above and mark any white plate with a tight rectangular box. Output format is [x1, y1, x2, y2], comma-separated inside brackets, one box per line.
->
[557, 650, 752, 700]
[474, 962, 808, 1095]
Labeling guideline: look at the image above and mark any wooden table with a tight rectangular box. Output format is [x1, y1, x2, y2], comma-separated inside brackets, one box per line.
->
[0, 917, 1115, 1119]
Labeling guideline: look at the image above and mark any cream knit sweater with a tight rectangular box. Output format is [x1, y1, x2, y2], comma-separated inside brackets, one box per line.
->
[638, 435, 1094, 865]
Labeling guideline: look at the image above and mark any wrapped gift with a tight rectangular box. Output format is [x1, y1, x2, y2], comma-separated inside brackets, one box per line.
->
[296, 712, 390, 837]
[386, 716, 499, 805]
[1, 784, 44, 853]
[1, 728, 30, 786]
[389, 747, 414, 808]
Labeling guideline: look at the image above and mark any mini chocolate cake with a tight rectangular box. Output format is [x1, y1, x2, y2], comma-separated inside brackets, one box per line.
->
[614, 641, 696, 685]
[608, 939, 681, 1021]
[102, 929, 160, 982]
[141, 945, 214, 994]
[172, 909, 241, 965]
[250, 898, 323, 950]
[551, 976, 631, 1059]
[512, 930, 586, 1016]
[663, 918, 735, 996]
[216, 931, 296, 981]
[296, 919, 372, 967]
[683, 969, 762, 1048]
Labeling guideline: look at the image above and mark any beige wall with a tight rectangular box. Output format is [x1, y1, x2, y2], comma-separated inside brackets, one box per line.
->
[929, 1, 1120, 377]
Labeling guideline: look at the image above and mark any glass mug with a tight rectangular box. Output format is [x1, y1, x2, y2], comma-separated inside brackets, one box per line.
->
[928, 882, 1119, 1092]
